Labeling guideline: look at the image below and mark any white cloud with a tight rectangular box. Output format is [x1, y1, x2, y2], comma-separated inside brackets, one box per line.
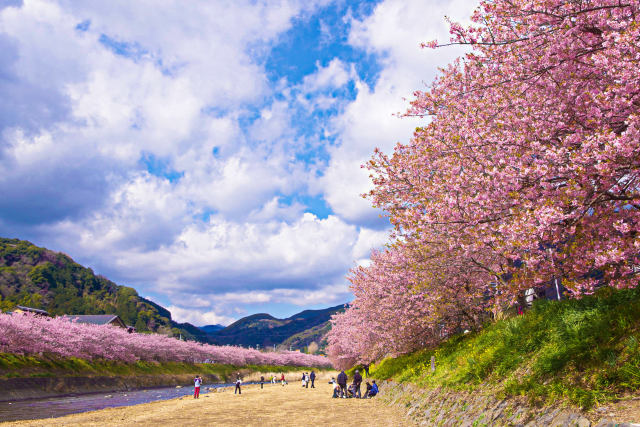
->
[166, 305, 235, 327]
[167, 283, 351, 326]
[302, 58, 351, 92]
[0, 0, 480, 324]
[320, 0, 476, 224]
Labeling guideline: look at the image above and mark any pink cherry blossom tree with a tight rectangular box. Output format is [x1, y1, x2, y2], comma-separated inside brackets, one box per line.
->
[328, 0, 639, 368]
[0, 313, 331, 368]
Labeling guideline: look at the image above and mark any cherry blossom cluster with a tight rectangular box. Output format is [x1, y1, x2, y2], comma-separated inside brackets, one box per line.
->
[328, 0, 639, 368]
[0, 312, 331, 367]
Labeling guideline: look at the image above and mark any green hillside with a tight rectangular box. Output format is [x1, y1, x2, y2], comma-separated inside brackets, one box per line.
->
[368, 286, 640, 409]
[279, 321, 332, 353]
[0, 237, 206, 341]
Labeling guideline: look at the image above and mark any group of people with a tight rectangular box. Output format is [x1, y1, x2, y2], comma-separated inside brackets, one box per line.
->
[261, 373, 288, 387]
[331, 370, 378, 399]
[300, 371, 316, 388]
[193, 368, 378, 399]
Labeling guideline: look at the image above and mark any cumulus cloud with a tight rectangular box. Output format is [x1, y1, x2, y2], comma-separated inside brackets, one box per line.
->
[166, 305, 235, 327]
[320, 0, 475, 225]
[302, 58, 351, 93]
[0, 0, 479, 324]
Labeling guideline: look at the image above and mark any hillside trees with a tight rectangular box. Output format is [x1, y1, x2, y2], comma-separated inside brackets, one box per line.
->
[328, 0, 640, 368]
[0, 238, 196, 338]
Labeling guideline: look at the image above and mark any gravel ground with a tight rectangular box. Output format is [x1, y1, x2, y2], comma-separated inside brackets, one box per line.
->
[2, 380, 415, 427]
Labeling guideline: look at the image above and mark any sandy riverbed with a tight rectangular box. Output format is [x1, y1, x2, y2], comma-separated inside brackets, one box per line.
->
[2, 378, 415, 427]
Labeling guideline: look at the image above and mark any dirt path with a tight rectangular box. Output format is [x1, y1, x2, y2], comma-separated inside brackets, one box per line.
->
[2, 381, 415, 427]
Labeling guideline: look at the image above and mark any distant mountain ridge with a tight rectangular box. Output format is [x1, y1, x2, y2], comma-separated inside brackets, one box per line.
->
[203, 304, 346, 350]
[198, 324, 225, 334]
[0, 237, 345, 349]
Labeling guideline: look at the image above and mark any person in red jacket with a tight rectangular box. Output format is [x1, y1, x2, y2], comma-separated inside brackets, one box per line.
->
[193, 375, 202, 399]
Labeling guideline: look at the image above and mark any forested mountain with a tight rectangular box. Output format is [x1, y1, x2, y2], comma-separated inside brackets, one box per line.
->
[204, 304, 345, 350]
[0, 237, 206, 341]
[198, 324, 225, 334]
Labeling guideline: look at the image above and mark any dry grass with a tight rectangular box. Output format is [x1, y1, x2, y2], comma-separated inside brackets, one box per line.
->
[3, 378, 415, 427]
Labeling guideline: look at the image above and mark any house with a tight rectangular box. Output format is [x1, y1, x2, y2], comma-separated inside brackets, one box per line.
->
[60, 314, 127, 329]
[12, 305, 51, 317]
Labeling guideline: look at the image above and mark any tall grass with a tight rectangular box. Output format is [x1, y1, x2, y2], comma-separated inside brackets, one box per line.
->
[370, 286, 640, 408]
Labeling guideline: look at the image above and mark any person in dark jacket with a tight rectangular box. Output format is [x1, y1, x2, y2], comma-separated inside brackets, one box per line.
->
[353, 370, 363, 398]
[234, 373, 242, 395]
[260, 375, 264, 389]
[309, 371, 316, 388]
[337, 370, 348, 398]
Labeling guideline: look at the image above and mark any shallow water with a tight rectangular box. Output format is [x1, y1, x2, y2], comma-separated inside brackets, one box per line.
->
[0, 383, 241, 422]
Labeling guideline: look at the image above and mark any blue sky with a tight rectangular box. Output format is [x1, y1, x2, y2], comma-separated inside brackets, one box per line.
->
[0, 0, 474, 325]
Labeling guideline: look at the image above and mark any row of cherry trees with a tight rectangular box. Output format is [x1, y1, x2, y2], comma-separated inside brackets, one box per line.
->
[328, 0, 640, 369]
[0, 313, 331, 367]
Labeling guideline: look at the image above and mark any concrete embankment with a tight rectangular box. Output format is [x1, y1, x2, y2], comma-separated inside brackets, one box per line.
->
[0, 370, 325, 402]
[378, 381, 640, 426]
[0, 374, 217, 401]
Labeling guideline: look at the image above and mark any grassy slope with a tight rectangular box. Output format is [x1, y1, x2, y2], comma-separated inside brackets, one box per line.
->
[0, 353, 324, 381]
[369, 286, 640, 409]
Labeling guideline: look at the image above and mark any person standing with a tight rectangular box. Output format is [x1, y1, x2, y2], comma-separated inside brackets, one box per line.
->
[235, 373, 242, 395]
[363, 364, 370, 377]
[260, 375, 264, 389]
[337, 370, 348, 398]
[281, 373, 286, 386]
[305, 372, 309, 388]
[353, 370, 363, 398]
[309, 371, 316, 388]
[193, 375, 202, 399]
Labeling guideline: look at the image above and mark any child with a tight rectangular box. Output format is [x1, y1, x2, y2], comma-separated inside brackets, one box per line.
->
[194, 375, 202, 399]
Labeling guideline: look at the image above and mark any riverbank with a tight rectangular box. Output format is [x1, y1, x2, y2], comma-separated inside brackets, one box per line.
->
[0, 353, 326, 401]
[1, 379, 414, 426]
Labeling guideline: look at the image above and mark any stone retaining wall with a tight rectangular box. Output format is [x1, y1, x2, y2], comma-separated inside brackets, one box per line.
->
[378, 381, 635, 427]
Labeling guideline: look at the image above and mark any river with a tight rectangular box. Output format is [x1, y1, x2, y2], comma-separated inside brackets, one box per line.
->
[0, 383, 239, 422]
